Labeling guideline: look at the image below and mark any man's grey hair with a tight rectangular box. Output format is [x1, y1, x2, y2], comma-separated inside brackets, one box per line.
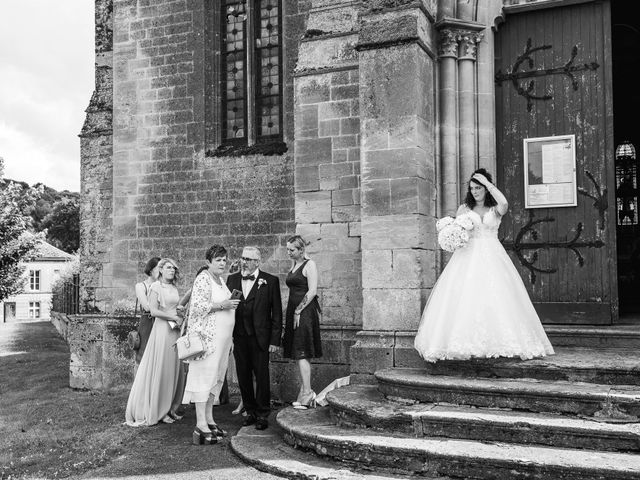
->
[243, 246, 262, 260]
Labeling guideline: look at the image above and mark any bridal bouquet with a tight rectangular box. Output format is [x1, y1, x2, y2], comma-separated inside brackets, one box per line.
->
[436, 214, 474, 252]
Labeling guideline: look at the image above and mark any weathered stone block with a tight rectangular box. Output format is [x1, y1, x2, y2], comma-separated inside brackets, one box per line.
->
[362, 250, 393, 288]
[350, 331, 395, 376]
[296, 191, 332, 223]
[67, 315, 137, 390]
[348, 221, 361, 237]
[363, 147, 430, 180]
[318, 119, 340, 137]
[391, 248, 437, 288]
[331, 84, 359, 102]
[304, 3, 359, 35]
[339, 174, 359, 190]
[394, 330, 427, 368]
[340, 116, 360, 135]
[295, 104, 319, 138]
[332, 188, 356, 206]
[390, 176, 431, 215]
[321, 236, 361, 254]
[295, 165, 320, 192]
[320, 222, 349, 238]
[332, 205, 361, 222]
[319, 162, 353, 191]
[361, 179, 391, 216]
[361, 119, 390, 150]
[361, 214, 432, 250]
[318, 101, 352, 120]
[295, 223, 322, 246]
[296, 34, 358, 74]
[362, 288, 427, 331]
[322, 305, 357, 326]
[296, 137, 333, 166]
[295, 74, 331, 104]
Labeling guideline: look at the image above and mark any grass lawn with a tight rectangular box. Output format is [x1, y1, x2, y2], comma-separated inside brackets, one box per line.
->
[0, 322, 138, 479]
[0, 321, 281, 480]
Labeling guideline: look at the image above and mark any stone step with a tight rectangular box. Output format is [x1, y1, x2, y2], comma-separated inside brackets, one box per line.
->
[327, 385, 640, 452]
[229, 420, 448, 480]
[419, 347, 640, 386]
[375, 368, 640, 419]
[277, 407, 640, 480]
[545, 324, 640, 348]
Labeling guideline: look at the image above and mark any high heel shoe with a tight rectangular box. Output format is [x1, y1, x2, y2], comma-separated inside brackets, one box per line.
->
[192, 427, 217, 445]
[293, 391, 316, 410]
[208, 423, 227, 438]
[161, 411, 183, 423]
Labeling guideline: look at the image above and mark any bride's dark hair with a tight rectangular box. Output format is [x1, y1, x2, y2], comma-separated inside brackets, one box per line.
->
[464, 168, 498, 209]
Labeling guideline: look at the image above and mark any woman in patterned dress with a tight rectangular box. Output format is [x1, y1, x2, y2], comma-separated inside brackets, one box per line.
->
[182, 244, 240, 445]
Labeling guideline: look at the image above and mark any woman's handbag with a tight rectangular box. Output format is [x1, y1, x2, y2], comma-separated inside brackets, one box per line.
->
[174, 333, 205, 361]
[127, 298, 142, 350]
[127, 330, 141, 350]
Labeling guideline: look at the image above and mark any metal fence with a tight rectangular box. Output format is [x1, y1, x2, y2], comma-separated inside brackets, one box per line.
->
[52, 274, 80, 315]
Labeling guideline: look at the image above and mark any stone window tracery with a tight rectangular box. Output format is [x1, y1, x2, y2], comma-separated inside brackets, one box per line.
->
[221, 0, 282, 145]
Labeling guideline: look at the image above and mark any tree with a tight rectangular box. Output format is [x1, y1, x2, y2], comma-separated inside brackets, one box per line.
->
[42, 196, 80, 253]
[0, 158, 45, 302]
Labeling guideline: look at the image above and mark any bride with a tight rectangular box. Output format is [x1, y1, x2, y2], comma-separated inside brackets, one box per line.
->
[414, 168, 554, 362]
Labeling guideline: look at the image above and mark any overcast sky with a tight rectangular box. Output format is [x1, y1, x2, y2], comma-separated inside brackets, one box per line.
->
[0, 0, 94, 192]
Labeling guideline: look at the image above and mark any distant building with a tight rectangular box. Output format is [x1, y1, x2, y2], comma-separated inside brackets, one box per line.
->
[1, 241, 76, 322]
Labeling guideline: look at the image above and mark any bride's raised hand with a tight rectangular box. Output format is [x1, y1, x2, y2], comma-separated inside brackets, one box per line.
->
[472, 172, 491, 187]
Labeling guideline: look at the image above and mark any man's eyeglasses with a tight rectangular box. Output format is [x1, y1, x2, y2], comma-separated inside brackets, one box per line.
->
[241, 257, 259, 262]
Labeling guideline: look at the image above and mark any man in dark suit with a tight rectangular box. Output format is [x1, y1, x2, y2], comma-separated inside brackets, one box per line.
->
[227, 246, 282, 430]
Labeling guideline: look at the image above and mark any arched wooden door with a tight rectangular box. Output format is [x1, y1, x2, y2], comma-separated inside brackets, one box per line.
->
[494, 0, 617, 324]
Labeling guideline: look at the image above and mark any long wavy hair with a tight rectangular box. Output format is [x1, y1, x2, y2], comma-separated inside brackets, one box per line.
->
[464, 168, 498, 209]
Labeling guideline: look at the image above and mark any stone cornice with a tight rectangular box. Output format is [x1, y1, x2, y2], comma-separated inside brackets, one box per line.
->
[503, 0, 595, 14]
[360, 0, 436, 23]
[435, 17, 485, 33]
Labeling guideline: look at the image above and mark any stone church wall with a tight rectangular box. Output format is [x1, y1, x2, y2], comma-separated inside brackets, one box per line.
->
[79, 0, 362, 397]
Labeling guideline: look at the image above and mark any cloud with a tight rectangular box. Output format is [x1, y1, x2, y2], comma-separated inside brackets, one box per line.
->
[0, 121, 79, 191]
[0, 0, 95, 192]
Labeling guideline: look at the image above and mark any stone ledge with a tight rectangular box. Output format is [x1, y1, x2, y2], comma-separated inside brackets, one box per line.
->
[277, 407, 640, 480]
[327, 384, 640, 452]
[376, 368, 640, 420]
[230, 421, 418, 480]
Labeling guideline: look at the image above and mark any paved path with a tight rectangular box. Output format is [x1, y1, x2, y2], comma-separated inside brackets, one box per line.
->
[0, 320, 282, 480]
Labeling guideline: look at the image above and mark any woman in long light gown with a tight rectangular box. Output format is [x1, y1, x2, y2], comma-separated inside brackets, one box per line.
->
[414, 168, 554, 362]
[182, 244, 240, 445]
[125, 258, 185, 426]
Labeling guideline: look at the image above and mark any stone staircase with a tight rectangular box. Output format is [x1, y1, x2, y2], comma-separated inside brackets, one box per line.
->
[272, 346, 640, 479]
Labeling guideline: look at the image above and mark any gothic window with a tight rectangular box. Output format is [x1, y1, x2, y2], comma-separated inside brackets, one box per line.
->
[221, 0, 282, 145]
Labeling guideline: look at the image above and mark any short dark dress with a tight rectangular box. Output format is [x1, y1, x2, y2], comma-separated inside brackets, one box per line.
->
[283, 260, 322, 360]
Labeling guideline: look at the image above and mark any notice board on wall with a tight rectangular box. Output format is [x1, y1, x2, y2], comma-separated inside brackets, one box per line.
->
[524, 134, 577, 209]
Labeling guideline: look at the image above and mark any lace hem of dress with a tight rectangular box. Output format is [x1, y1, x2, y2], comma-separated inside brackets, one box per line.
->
[418, 346, 554, 363]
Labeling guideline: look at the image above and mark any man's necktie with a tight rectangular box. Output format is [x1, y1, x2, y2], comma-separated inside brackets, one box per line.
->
[242, 274, 255, 281]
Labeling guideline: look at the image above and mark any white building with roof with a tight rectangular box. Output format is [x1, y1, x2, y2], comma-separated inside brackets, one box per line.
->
[1, 241, 76, 322]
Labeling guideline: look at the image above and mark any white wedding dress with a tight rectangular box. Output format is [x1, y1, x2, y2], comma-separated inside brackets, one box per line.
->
[414, 205, 554, 362]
